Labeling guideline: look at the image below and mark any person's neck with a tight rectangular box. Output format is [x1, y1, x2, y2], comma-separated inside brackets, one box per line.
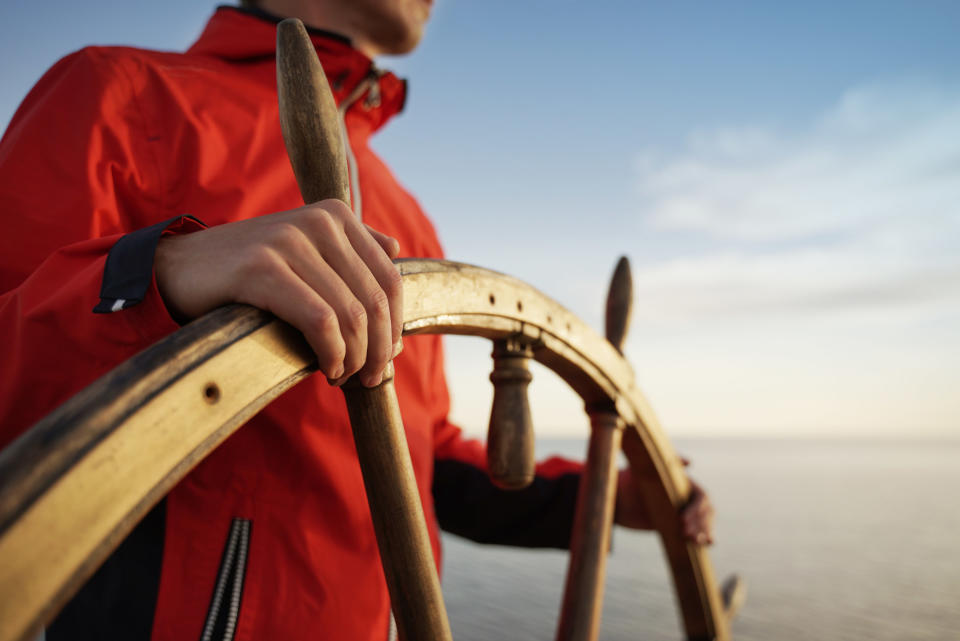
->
[250, 0, 381, 57]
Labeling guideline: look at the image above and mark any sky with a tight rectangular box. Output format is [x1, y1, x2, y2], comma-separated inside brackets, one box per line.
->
[1, 1, 958, 438]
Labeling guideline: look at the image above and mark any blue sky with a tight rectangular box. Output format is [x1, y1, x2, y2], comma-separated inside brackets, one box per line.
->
[2, 1, 958, 437]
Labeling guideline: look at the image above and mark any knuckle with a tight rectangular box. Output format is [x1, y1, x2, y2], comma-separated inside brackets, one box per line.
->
[382, 267, 403, 300]
[267, 222, 302, 250]
[308, 304, 339, 335]
[302, 306, 344, 371]
[320, 198, 353, 222]
[365, 286, 390, 320]
[344, 299, 368, 334]
[327, 344, 347, 369]
[240, 246, 281, 279]
[301, 205, 337, 236]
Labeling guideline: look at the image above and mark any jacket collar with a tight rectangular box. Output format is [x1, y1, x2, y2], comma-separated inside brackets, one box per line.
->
[187, 6, 407, 134]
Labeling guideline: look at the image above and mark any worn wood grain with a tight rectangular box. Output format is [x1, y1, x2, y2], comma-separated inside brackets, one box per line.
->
[0, 18, 736, 641]
[343, 366, 453, 641]
[0, 259, 729, 641]
[0, 319, 313, 641]
[277, 19, 452, 640]
[277, 18, 351, 206]
[0, 304, 275, 539]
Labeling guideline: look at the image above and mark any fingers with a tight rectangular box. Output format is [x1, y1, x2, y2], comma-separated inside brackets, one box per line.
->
[347, 221, 404, 346]
[366, 224, 400, 259]
[241, 251, 347, 379]
[297, 204, 396, 386]
[681, 479, 715, 546]
[282, 232, 372, 383]
[296, 201, 401, 386]
[678, 457, 712, 544]
[158, 199, 403, 387]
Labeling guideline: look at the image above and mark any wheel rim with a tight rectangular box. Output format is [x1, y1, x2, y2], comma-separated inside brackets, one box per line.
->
[0, 259, 729, 641]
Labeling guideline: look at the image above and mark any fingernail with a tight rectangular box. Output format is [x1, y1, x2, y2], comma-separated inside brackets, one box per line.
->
[392, 338, 404, 359]
[364, 372, 383, 388]
[332, 364, 344, 379]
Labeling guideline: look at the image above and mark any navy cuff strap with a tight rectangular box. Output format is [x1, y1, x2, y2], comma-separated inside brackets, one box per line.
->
[93, 215, 205, 314]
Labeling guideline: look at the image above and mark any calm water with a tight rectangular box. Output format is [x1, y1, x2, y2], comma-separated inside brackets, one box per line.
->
[440, 438, 960, 640]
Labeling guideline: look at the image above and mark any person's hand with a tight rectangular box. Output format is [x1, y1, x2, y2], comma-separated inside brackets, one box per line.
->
[678, 477, 714, 545]
[614, 462, 715, 545]
[154, 199, 402, 387]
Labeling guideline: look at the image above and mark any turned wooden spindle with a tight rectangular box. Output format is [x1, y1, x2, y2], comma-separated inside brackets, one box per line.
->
[276, 19, 452, 641]
[556, 256, 633, 641]
[486, 337, 536, 490]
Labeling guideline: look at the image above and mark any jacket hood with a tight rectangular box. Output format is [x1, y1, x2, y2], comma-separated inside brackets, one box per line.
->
[187, 5, 407, 134]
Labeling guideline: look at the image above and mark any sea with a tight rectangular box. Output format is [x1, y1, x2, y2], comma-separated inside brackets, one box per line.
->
[439, 437, 960, 641]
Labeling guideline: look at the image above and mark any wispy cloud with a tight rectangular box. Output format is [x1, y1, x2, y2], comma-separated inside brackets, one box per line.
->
[633, 81, 960, 323]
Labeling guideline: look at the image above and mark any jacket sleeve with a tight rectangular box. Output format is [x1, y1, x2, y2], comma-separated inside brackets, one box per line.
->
[430, 339, 585, 549]
[0, 49, 202, 447]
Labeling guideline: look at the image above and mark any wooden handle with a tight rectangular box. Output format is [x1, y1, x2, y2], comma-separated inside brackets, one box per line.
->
[277, 19, 351, 205]
[486, 338, 536, 489]
[276, 19, 452, 641]
[604, 256, 632, 354]
[556, 256, 635, 641]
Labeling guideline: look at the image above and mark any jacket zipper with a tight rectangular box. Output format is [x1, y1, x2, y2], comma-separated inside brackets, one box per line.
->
[200, 518, 252, 641]
[336, 68, 382, 222]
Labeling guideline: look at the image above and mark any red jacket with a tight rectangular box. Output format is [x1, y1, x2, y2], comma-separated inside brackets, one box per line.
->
[0, 7, 581, 640]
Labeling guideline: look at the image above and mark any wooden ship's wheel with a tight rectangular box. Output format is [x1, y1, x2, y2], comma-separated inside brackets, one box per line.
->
[0, 20, 744, 641]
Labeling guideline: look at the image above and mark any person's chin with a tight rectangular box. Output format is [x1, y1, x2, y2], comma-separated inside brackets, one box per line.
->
[381, 23, 426, 55]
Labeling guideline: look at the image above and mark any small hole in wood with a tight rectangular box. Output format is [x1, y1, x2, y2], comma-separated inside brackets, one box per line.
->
[566, 322, 572, 332]
[203, 383, 221, 404]
[516, 301, 523, 312]
[489, 294, 496, 305]
[547, 315, 553, 324]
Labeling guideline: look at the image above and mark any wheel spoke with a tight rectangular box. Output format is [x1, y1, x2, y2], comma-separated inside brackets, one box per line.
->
[342, 367, 453, 641]
[0, 261, 736, 641]
[556, 413, 623, 641]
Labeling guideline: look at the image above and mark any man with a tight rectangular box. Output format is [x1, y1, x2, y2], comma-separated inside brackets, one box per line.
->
[0, 1, 714, 639]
